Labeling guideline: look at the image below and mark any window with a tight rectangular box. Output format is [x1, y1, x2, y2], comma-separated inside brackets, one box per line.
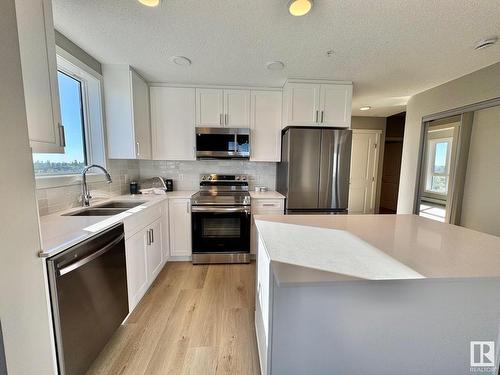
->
[425, 138, 452, 195]
[33, 52, 106, 185]
[33, 71, 87, 175]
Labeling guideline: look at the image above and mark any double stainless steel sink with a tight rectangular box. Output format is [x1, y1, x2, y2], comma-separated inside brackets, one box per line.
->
[63, 200, 147, 217]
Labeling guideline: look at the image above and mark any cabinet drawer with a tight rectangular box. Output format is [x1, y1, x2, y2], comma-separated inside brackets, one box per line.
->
[252, 199, 284, 214]
[124, 203, 162, 239]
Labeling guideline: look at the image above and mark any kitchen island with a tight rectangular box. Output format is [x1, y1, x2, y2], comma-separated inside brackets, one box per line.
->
[254, 214, 500, 375]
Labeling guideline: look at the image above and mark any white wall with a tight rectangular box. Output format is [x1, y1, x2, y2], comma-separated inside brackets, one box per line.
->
[351, 116, 386, 212]
[460, 105, 500, 236]
[0, 0, 56, 373]
[398, 62, 500, 213]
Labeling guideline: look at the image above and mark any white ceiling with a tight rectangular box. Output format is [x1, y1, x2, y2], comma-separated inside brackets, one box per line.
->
[53, 0, 500, 117]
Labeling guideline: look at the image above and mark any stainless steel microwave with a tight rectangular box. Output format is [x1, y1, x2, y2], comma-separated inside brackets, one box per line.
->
[195, 127, 250, 159]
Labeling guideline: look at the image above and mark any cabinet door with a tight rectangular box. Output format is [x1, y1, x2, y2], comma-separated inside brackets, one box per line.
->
[161, 201, 170, 264]
[196, 88, 224, 127]
[16, 0, 64, 153]
[131, 69, 152, 159]
[146, 219, 163, 281]
[286, 83, 320, 126]
[151, 87, 196, 160]
[125, 229, 148, 311]
[224, 89, 250, 127]
[168, 199, 192, 257]
[250, 91, 282, 162]
[319, 84, 352, 128]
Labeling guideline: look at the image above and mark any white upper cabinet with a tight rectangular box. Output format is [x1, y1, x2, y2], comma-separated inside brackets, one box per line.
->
[196, 88, 250, 127]
[250, 90, 282, 162]
[284, 83, 320, 125]
[224, 89, 250, 127]
[283, 80, 352, 128]
[320, 84, 353, 127]
[103, 65, 152, 159]
[15, 0, 65, 153]
[196, 88, 224, 127]
[150, 87, 196, 161]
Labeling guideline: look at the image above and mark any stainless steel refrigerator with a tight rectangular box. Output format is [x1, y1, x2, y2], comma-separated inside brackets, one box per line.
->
[277, 127, 352, 214]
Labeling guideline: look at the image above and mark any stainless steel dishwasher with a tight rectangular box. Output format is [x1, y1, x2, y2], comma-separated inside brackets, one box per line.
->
[47, 223, 128, 375]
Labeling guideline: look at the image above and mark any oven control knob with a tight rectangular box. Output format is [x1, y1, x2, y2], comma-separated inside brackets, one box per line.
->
[235, 176, 240, 180]
[201, 176, 206, 181]
[241, 176, 246, 181]
[207, 175, 212, 180]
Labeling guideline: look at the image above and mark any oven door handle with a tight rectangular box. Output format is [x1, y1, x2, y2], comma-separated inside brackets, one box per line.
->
[191, 206, 251, 213]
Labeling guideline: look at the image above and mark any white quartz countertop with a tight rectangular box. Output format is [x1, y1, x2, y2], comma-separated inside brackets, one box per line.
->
[249, 191, 285, 199]
[39, 191, 196, 258]
[254, 214, 500, 282]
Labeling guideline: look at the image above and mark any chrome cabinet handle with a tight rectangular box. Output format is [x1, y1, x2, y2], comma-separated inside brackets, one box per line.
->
[186, 201, 190, 213]
[262, 203, 276, 207]
[136, 142, 140, 157]
[225, 114, 228, 126]
[220, 114, 223, 125]
[146, 229, 151, 245]
[321, 110, 324, 123]
[315, 110, 319, 123]
[151, 228, 154, 244]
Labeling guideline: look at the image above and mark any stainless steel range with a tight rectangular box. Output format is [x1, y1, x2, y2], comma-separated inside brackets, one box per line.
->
[191, 174, 251, 264]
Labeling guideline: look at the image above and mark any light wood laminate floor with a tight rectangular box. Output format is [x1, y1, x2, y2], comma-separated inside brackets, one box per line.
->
[87, 262, 260, 375]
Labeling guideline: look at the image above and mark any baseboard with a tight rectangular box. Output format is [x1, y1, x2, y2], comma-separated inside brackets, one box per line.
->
[167, 256, 192, 262]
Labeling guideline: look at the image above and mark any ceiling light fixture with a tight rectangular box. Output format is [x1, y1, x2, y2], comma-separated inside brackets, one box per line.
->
[288, 0, 313, 16]
[360, 106, 372, 111]
[137, 0, 160, 7]
[474, 37, 498, 50]
[326, 50, 334, 57]
[171, 56, 192, 66]
[266, 61, 285, 71]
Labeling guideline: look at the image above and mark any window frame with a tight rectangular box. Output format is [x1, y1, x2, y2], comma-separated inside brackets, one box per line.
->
[424, 137, 452, 195]
[35, 49, 107, 189]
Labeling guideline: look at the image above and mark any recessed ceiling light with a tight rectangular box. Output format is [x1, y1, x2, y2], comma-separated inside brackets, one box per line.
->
[326, 50, 334, 57]
[266, 61, 285, 71]
[171, 56, 192, 66]
[360, 106, 372, 111]
[474, 37, 498, 50]
[288, 0, 313, 16]
[137, 0, 160, 7]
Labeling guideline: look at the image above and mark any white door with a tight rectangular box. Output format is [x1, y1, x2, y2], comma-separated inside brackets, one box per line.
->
[150, 87, 196, 160]
[16, 0, 64, 153]
[348, 130, 381, 214]
[146, 219, 163, 281]
[250, 90, 282, 162]
[125, 229, 148, 311]
[168, 199, 192, 257]
[196, 88, 224, 127]
[286, 83, 320, 125]
[131, 69, 152, 159]
[224, 89, 250, 127]
[320, 84, 352, 128]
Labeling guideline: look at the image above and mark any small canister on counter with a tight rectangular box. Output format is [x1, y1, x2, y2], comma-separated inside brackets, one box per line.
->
[129, 181, 140, 195]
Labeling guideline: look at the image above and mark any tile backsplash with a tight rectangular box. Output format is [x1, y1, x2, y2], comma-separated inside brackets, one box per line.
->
[36, 160, 139, 216]
[36, 159, 277, 216]
[139, 160, 277, 191]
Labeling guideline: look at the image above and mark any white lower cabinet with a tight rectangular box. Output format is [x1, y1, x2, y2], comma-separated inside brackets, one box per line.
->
[124, 210, 164, 311]
[146, 219, 163, 281]
[168, 198, 192, 257]
[125, 228, 149, 311]
[251, 198, 284, 255]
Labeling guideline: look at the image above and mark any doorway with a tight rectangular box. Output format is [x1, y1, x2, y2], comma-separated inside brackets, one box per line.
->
[348, 129, 382, 214]
[379, 112, 405, 214]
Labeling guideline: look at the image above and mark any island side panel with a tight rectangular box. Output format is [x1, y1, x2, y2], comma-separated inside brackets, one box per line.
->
[255, 234, 274, 375]
[270, 277, 500, 375]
